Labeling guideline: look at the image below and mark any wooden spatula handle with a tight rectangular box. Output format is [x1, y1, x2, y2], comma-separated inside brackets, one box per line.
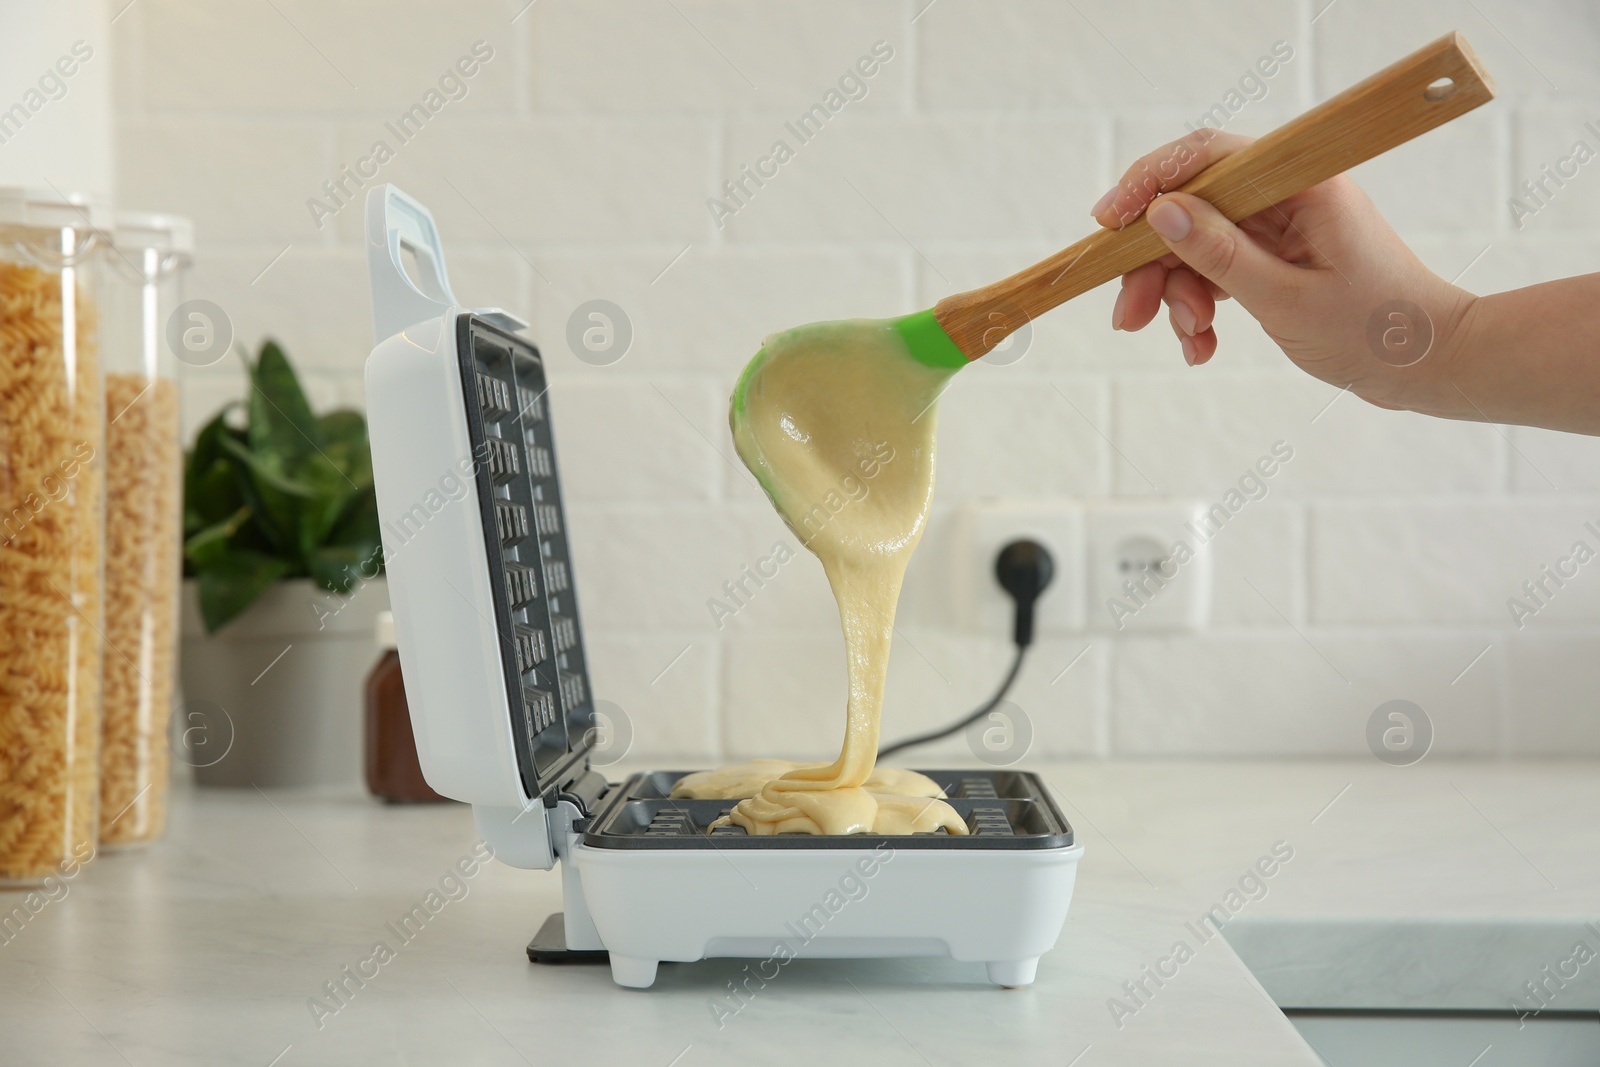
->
[934, 31, 1494, 360]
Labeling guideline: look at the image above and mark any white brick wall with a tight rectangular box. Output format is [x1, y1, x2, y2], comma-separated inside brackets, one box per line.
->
[111, 0, 1600, 761]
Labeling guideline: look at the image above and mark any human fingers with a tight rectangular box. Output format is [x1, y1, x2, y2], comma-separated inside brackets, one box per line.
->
[1146, 192, 1304, 317]
[1163, 266, 1214, 338]
[1114, 260, 1168, 331]
[1091, 130, 1255, 229]
[1179, 326, 1219, 367]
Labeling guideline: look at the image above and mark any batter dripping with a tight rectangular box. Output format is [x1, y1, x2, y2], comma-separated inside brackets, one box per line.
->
[674, 319, 967, 836]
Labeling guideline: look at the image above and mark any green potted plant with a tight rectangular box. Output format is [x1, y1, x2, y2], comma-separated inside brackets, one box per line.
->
[178, 341, 389, 788]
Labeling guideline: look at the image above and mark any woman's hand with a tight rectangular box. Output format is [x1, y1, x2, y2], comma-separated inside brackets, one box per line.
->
[1096, 130, 1475, 413]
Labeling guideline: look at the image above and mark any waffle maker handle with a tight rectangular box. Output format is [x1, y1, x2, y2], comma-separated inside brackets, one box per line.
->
[365, 183, 528, 345]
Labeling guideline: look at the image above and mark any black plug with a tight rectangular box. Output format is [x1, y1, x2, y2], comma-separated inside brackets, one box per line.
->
[995, 540, 1054, 648]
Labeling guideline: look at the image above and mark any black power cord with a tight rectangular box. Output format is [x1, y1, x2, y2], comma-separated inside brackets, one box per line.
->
[876, 650, 1025, 760]
[877, 539, 1054, 761]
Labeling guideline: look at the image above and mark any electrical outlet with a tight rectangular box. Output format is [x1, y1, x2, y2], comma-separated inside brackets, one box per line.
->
[1086, 502, 1212, 632]
[954, 502, 1084, 635]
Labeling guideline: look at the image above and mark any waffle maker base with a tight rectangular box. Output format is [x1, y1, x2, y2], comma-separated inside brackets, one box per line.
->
[539, 767, 1081, 988]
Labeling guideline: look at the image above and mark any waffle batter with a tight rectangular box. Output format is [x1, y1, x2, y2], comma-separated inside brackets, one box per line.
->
[676, 319, 967, 836]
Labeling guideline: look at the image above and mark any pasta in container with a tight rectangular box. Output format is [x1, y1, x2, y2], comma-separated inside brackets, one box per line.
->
[0, 188, 108, 885]
[98, 213, 192, 848]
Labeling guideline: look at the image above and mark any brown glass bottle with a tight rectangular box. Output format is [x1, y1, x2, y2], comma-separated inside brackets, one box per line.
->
[364, 631, 450, 803]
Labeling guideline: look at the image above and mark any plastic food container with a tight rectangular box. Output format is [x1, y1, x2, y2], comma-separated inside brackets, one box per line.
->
[98, 212, 192, 847]
[0, 187, 109, 884]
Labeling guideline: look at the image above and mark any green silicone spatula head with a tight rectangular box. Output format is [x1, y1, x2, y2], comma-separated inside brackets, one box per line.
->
[729, 313, 962, 560]
[729, 311, 964, 507]
[730, 31, 1493, 502]
[730, 309, 965, 421]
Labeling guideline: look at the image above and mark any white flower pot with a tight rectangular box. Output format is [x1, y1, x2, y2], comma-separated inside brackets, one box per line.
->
[178, 577, 389, 789]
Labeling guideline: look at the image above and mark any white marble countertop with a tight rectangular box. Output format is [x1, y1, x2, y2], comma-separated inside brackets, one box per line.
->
[2, 759, 1596, 1066]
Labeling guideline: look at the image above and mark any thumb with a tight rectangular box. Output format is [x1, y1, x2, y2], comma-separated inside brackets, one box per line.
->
[1145, 193, 1299, 313]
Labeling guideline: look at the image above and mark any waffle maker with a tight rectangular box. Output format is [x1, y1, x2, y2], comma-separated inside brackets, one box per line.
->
[362, 185, 1084, 988]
